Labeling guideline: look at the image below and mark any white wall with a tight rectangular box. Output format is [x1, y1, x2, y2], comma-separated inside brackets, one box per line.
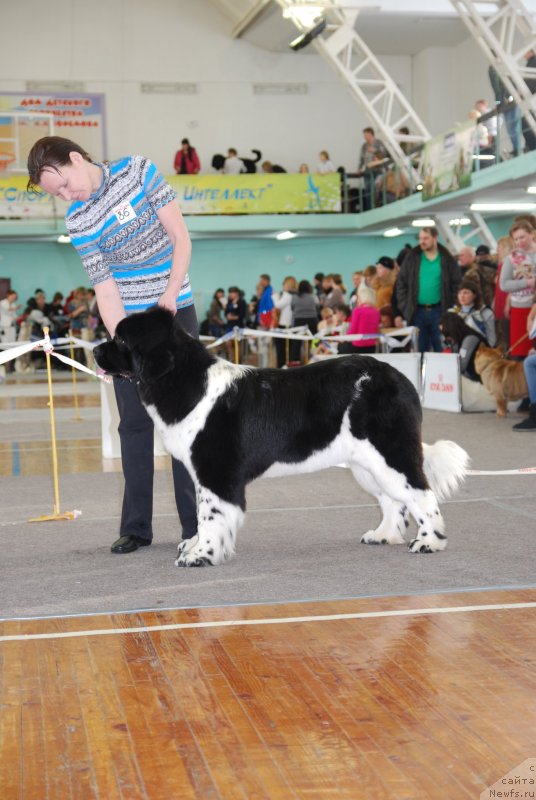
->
[1, 0, 414, 172]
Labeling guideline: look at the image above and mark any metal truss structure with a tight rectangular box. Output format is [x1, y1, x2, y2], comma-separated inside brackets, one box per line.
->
[273, 0, 431, 175]
[451, 0, 536, 136]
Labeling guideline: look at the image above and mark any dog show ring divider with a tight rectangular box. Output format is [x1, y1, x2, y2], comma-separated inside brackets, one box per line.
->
[422, 352, 462, 412]
[100, 380, 167, 459]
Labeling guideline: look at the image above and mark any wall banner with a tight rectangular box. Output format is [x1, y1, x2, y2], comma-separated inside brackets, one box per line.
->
[168, 173, 341, 214]
[0, 91, 106, 169]
[0, 172, 341, 218]
[420, 120, 475, 201]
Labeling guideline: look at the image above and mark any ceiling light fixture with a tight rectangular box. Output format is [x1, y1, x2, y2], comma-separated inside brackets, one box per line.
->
[57, 234, 71, 244]
[411, 218, 435, 227]
[384, 228, 403, 237]
[289, 18, 327, 51]
[276, 230, 298, 240]
[470, 202, 536, 212]
[449, 217, 471, 226]
[283, 5, 324, 27]
[526, 186, 536, 194]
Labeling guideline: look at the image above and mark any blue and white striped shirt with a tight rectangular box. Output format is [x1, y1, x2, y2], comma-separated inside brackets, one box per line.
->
[66, 155, 193, 314]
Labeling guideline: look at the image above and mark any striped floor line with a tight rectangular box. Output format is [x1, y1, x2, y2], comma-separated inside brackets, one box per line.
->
[1, 601, 536, 643]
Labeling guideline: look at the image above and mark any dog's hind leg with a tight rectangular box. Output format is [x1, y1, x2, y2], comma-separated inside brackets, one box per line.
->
[404, 488, 447, 554]
[351, 462, 446, 554]
[175, 485, 244, 567]
[350, 466, 407, 546]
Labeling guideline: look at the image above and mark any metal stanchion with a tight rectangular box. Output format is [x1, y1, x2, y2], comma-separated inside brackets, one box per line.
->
[28, 327, 79, 522]
[234, 327, 240, 364]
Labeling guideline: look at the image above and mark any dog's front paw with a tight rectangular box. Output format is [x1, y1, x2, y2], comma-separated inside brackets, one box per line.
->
[175, 535, 216, 567]
[361, 530, 405, 546]
[175, 554, 212, 567]
[408, 533, 447, 554]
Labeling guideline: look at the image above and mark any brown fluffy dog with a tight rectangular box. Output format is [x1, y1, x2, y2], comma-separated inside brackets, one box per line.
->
[474, 345, 528, 416]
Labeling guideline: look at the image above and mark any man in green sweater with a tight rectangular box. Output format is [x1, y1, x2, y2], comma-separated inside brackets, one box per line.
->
[394, 226, 461, 352]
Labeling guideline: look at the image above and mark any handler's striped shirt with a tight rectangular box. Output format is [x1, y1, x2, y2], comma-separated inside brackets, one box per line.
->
[66, 156, 193, 314]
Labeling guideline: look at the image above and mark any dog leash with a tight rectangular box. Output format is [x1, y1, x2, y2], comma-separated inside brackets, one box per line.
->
[502, 332, 529, 359]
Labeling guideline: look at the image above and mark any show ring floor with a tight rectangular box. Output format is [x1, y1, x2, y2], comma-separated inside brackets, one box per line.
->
[1, 373, 535, 619]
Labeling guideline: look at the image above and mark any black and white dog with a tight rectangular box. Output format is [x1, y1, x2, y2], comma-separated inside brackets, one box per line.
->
[94, 307, 469, 566]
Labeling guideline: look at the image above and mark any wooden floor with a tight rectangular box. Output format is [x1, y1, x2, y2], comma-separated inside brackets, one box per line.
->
[1, 590, 535, 799]
[2, 373, 536, 798]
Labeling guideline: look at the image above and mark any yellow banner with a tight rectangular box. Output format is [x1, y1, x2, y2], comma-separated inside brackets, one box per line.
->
[169, 173, 341, 214]
[0, 172, 341, 218]
[0, 175, 61, 218]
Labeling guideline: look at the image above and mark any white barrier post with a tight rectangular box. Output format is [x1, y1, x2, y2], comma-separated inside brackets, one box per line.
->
[422, 353, 462, 412]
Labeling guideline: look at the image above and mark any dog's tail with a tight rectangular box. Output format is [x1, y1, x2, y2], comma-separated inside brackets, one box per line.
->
[422, 441, 470, 501]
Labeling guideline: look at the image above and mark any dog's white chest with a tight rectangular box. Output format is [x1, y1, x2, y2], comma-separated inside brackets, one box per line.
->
[144, 360, 241, 465]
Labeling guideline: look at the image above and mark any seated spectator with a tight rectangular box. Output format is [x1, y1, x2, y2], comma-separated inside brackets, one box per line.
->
[223, 148, 246, 175]
[316, 151, 336, 174]
[317, 306, 335, 334]
[512, 349, 536, 430]
[338, 284, 381, 354]
[174, 138, 201, 175]
[298, 163, 309, 173]
[331, 304, 351, 333]
[382, 165, 410, 202]
[373, 256, 396, 307]
[379, 304, 395, 329]
[441, 278, 496, 381]
[27, 292, 53, 338]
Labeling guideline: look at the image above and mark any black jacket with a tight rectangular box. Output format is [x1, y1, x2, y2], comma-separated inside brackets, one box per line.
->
[396, 243, 461, 324]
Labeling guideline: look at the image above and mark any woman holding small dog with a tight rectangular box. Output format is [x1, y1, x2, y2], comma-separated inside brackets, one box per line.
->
[499, 220, 536, 358]
[27, 136, 198, 555]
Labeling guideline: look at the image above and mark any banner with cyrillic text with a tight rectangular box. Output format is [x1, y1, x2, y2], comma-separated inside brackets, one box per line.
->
[421, 120, 475, 201]
[168, 173, 341, 214]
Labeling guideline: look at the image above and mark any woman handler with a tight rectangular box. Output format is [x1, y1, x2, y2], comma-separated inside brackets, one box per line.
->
[27, 136, 198, 554]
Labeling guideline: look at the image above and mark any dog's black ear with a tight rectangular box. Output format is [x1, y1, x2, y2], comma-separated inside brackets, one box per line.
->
[136, 348, 175, 383]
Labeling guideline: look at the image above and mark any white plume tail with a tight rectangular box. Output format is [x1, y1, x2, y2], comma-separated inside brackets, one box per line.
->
[423, 440, 470, 501]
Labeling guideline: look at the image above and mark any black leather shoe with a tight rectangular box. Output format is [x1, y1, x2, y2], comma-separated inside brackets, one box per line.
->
[110, 535, 152, 554]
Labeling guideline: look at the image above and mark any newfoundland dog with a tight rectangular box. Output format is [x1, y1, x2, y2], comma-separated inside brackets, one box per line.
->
[94, 307, 468, 566]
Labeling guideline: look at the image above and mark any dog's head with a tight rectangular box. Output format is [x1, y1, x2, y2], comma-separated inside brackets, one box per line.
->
[94, 306, 176, 383]
[440, 311, 476, 346]
[473, 344, 502, 375]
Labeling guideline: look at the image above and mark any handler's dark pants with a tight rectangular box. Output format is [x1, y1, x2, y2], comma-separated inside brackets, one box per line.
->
[112, 305, 199, 543]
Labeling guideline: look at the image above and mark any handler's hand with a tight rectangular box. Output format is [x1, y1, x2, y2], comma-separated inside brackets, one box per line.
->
[158, 291, 178, 315]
